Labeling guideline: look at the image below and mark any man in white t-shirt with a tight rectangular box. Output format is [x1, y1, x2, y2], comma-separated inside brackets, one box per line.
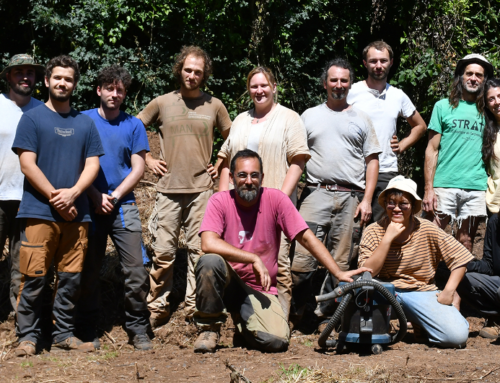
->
[0, 54, 44, 312]
[347, 41, 427, 221]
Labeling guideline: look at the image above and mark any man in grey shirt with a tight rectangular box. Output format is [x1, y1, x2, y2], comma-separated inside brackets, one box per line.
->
[290, 57, 381, 324]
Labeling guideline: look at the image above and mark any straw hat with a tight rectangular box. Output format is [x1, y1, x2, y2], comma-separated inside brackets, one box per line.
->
[378, 175, 422, 213]
[455, 54, 494, 78]
[0, 54, 45, 79]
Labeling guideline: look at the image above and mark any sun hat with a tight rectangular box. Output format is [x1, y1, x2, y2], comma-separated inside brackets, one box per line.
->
[455, 54, 494, 78]
[0, 54, 45, 79]
[378, 175, 422, 213]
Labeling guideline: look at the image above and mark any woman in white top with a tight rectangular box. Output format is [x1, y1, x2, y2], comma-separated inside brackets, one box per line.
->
[218, 66, 310, 317]
[482, 78, 500, 214]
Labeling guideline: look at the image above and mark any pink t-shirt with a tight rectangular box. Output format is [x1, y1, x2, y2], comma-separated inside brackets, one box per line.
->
[199, 188, 309, 295]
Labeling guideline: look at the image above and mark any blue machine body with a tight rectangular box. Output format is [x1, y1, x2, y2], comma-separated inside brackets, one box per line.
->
[336, 281, 396, 345]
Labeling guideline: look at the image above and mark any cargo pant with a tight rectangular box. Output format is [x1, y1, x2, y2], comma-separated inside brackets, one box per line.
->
[17, 219, 88, 344]
[291, 186, 362, 318]
[194, 254, 290, 352]
[0, 200, 22, 311]
[147, 189, 212, 321]
[77, 204, 150, 337]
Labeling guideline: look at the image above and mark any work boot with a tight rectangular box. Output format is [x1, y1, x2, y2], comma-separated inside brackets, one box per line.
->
[76, 327, 100, 350]
[479, 319, 500, 339]
[15, 341, 36, 357]
[129, 333, 153, 351]
[150, 313, 170, 329]
[194, 331, 219, 353]
[52, 336, 95, 352]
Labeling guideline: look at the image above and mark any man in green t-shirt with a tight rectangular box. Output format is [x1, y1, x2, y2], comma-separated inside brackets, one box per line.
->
[423, 54, 493, 252]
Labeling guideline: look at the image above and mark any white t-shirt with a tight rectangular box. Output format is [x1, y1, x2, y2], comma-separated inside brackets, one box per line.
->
[0, 94, 43, 200]
[302, 104, 381, 190]
[347, 82, 416, 173]
[246, 121, 267, 152]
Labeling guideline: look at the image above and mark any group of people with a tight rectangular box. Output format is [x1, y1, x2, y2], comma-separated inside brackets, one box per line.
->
[2, 40, 500, 357]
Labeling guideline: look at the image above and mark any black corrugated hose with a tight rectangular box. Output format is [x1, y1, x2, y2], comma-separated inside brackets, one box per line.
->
[316, 279, 407, 348]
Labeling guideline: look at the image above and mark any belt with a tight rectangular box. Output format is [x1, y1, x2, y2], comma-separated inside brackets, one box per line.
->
[306, 182, 364, 193]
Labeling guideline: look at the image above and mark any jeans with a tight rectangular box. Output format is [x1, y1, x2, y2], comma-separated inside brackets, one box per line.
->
[396, 289, 469, 348]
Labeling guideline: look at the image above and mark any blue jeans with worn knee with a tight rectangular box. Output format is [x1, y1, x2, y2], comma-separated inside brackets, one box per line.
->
[396, 289, 469, 348]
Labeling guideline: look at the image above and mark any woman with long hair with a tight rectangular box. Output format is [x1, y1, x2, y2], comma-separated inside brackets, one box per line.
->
[482, 78, 500, 213]
[217, 66, 310, 317]
[359, 176, 473, 348]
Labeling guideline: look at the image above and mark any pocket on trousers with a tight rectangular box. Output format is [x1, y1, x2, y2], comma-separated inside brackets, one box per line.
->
[19, 241, 47, 277]
[120, 204, 142, 232]
[62, 238, 88, 273]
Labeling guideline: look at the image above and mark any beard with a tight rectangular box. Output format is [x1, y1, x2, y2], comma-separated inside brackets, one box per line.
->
[368, 68, 389, 81]
[464, 81, 482, 94]
[331, 89, 347, 100]
[49, 87, 72, 102]
[10, 80, 33, 96]
[236, 184, 260, 202]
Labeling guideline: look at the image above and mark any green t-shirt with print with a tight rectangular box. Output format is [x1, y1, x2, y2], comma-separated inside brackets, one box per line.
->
[429, 99, 487, 190]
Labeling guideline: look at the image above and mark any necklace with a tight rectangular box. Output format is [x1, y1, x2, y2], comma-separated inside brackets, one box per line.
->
[252, 103, 276, 124]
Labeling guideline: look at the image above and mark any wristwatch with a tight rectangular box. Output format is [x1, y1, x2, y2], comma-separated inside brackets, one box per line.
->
[109, 193, 119, 206]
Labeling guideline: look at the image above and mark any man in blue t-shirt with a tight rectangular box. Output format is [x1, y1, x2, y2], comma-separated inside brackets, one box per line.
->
[12, 55, 104, 356]
[77, 65, 152, 351]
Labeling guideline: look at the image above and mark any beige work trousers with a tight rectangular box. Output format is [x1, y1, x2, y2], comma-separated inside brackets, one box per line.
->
[147, 189, 212, 320]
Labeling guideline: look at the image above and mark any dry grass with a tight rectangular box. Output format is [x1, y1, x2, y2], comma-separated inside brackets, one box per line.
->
[265, 363, 393, 383]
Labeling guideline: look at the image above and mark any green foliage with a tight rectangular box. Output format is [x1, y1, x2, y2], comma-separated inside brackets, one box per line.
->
[1, 0, 499, 171]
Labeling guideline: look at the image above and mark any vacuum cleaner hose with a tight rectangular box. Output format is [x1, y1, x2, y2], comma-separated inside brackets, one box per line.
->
[316, 279, 407, 348]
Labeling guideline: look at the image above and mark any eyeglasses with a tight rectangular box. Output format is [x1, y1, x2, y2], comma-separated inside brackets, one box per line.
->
[386, 202, 411, 210]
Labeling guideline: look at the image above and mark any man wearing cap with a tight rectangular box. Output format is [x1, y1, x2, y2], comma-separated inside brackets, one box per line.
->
[347, 41, 427, 222]
[423, 54, 493, 252]
[0, 54, 44, 312]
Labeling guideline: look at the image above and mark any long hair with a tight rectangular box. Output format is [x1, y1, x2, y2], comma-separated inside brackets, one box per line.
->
[449, 63, 489, 110]
[172, 46, 212, 87]
[482, 78, 500, 168]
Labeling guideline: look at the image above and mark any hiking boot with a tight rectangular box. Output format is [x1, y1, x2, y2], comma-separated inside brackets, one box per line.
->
[129, 333, 153, 351]
[479, 320, 500, 339]
[76, 327, 100, 350]
[150, 314, 170, 329]
[194, 331, 219, 353]
[15, 341, 36, 357]
[52, 336, 95, 352]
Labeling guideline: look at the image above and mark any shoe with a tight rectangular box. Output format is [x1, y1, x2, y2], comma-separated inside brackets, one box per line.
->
[129, 333, 153, 351]
[479, 319, 500, 339]
[412, 323, 428, 343]
[150, 314, 170, 329]
[194, 331, 219, 353]
[76, 327, 100, 350]
[52, 336, 95, 352]
[15, 340, 36, 357]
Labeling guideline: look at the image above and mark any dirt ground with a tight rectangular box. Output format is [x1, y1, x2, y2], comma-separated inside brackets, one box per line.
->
[1, 132, 499, 383]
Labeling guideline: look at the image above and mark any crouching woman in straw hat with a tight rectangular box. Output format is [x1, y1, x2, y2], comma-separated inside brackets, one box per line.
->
[358, 176, 473, 348]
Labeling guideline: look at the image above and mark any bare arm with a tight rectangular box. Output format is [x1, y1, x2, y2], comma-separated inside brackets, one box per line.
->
[145, 151, 168, 176]
[361, 222, 405, 276]
[201, 231, 271, 291]
[391, 111, 427, 154]
[112, 151, 146, 200]
[422, 131, 441, 213]
[18, 149, 55, 200]
[355, 153, 379, 224]
[281, 154, 307, 197]
[295, 229, 372, 282]
[50, 156, 100, 209]
[218, 158, 230, 192]
[437, 266, 467, 306]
